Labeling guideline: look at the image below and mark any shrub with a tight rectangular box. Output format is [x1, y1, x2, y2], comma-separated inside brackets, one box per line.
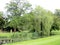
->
[51, 30, 60, 35]
[11, 31, 40, 41]
[11, 31, 32, 41]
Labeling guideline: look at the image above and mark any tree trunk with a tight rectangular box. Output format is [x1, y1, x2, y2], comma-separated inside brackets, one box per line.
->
[40, 22, 43, 37]
[10, 29, 12, 33]
[14, 28, 16, 32]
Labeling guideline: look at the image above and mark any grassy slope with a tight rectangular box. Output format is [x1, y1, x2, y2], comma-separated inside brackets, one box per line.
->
[3, 35, 60, 45]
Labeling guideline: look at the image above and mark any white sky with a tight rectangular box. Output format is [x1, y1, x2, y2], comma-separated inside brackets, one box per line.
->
[0, 0, 60, 13]
[0, 0, 10, 11]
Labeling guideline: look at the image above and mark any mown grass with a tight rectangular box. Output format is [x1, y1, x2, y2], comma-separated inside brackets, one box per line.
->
[3, 35, 60, 45]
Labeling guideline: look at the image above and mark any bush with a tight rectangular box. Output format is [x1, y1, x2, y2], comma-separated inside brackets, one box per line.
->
[51, 30, 60, 35]
[11, 31, 40, 41]
[31, 32, 39, 39]
[11, 31, 32, 41]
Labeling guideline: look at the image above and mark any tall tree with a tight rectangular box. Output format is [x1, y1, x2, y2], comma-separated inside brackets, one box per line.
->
[5, 0, 32, 32]
[33, 6, 54, 36]
[6, 0, 32, 16]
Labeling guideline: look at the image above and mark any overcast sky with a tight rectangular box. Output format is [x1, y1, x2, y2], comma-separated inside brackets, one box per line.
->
[0, 0, 60, 13]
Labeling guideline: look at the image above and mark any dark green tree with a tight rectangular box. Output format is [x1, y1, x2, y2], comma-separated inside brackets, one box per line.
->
[0, 12, 5, 30]
[6, 0, 32, 16]
[52, 9, 60, 30]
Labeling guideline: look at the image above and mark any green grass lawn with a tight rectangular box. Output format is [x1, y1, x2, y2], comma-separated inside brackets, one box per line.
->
[0, 32, 13, 38]
[3, 35, 60, 45]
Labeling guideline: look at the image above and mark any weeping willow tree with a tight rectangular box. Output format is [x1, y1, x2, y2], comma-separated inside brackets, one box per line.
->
[32, 6, 42, 35]
[33, 6, 54, 36]
[42, 11, 54, 36]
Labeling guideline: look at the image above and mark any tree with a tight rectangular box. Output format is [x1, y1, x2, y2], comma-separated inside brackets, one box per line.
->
[55, 9, 60, 16]
[8, 16, 20, 32]
[8, 13, 33, 32]
[42, 11, 54, 36]
[5, 0, 32, 32]
[6, 0, 32, 16]
[0, 12, 5, 30]
[32, 6, 54, 36]
[52, 9, 60, 30]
